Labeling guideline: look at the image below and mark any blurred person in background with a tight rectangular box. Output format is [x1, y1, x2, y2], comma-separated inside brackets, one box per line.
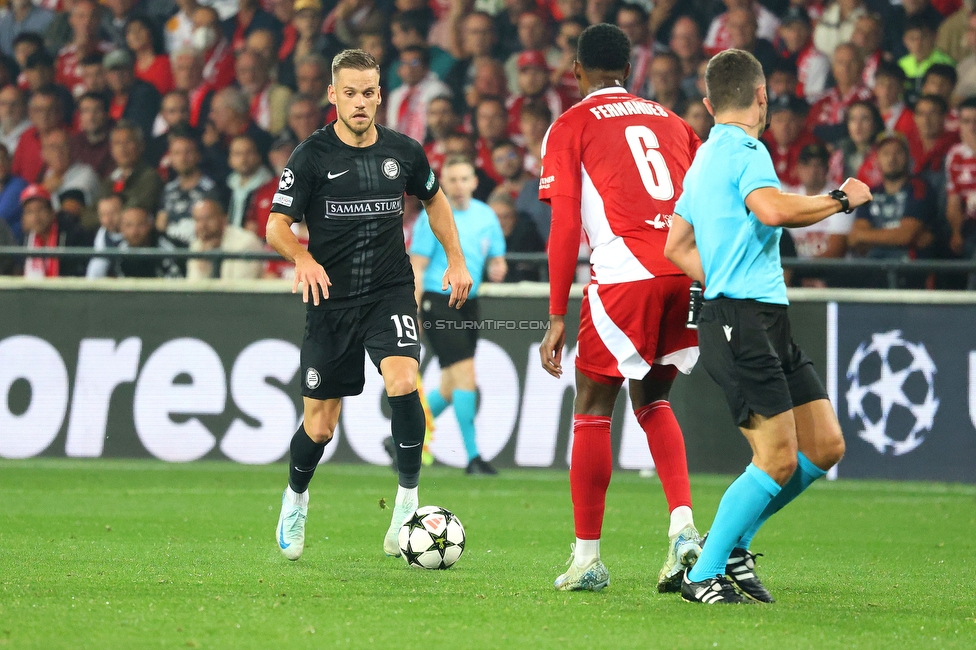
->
[294, 53, 331, 109]
[147, 90, 191, 168]
[952, 12, 976, 101]
[781, 143, 853, 286]
[463, 56, 507, 119]
[442, 131, 496, 201]
[164, 0, 200, 54]
[23, 50, 73, 118]
[78, 52, 108, 97]
[507, 51, 567, 137]
[104, 49, 161, 141]
[670, 16, 706, 98]
[386, 46, 451, 143]
[444, 11, 496, 107]
[246, 133, 296, 240]
[490, 139, 530, 199]
[114, 205, 183, 278]
[919, 63, 959, 130]
[725, 6, 778, 76]
[944, 97, 976, 266]
[828, 99, 885, 187]
[39, 128, 99, 214]
[517, 99, 550, 176]
[225, 134, 272, 228]
[20, 183, 92, 277]
[936, 0, 974, 65]
[874, 62, 917, 139]
[14, 86, 64, 183]
[487, 188, 543, 282]
[813, 0, 867, 58]
[808, 42, 874, 144]
[763, 93, 819, 187]
[0, 144, 26, 241]
[171, 48, 213, 129]
[86, 193, 124, 279]
[327, 0, 385, 49]
[899, 16, 955, 91]
[56, 0, 112, 98]
[682, 101, 714, 142]
[910, 94, 958, 176]
[706, 0, 781, 54]
[285, 95, 323, 143]
[158, 127, 222, 247]
[71, 92, 113, 177]
[647, 52, 690, 114]
[0, 0, 54, 59]
[203, 86, 273, 183]
[848, 132, 935, 286]
[765, 59, 800, 101]
[99, 120, 164, 216]
[0, 216, 14, 274]
[101, 0, 138, 48]
[0, 84, 29, 158]
[245, 30, 279, 79]
[222, 0, 281, 53]
[12, 31, 41, 88]
[850, 11, 885, 88]
[503, 11, 560, 96]
[776, 7, 830, 103]
[236, 49, 293, 136]
[615, 3, 654, 97]
[125, 15, 173, 96]
[192, 6, 235, 90]
[278, 0, 328, 90]
[422, 95, 459, 174]
[474, 97, 508, 182]
[389, 10, 455, 90]
[551, 17, 586, 100]
[186, 197, 264, 280]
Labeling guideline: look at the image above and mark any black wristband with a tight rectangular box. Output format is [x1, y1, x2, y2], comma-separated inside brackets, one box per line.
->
[828, 189, 852, 213]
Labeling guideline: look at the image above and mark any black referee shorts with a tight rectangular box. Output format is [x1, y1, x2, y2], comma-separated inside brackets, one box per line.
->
[697, 298, 828, 427]
[419, 291, 479, 368]
[300, 286, 421, 400]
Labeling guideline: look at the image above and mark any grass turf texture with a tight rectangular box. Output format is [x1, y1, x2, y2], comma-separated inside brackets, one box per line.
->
[1, 461, 974, 649]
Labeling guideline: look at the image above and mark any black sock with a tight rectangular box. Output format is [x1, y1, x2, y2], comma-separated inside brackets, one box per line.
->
[288, 424, 329, 493]
[389, 390, 425, 489]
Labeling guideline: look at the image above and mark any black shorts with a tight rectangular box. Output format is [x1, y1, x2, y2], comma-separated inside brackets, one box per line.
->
[419, 292, 479, 367]
[300, 286, 420, 399]
[697, 298, 828, 427]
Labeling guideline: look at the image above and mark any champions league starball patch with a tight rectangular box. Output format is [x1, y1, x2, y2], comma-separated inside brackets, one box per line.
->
[279, 168, 295, 190]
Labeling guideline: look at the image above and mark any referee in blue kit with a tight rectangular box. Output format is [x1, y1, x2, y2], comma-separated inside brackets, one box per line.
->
[664, 49, 872, 605]
[410, 155, 507, 475]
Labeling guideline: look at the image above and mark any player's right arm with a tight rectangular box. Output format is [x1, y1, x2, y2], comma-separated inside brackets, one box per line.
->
[267, 211, 331, 305]
[664, 213, 704, 284]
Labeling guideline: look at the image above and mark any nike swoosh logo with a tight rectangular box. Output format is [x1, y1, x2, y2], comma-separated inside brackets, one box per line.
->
[293, 466, 313, 473]
[327, 170, 349, 179]
[399, 442, 422, 449]
[278, 521, 290, 549]
[397, 340, 418, 347]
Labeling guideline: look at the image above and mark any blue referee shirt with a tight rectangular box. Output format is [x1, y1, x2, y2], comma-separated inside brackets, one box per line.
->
[674, 123, 788, 305]
[409, 199, 506, 298]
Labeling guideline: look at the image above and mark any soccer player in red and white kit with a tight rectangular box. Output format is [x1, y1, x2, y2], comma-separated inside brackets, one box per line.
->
[538, 24, 703, 593]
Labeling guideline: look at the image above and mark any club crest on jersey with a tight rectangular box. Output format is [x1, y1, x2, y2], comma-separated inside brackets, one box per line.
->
[382, 158, 400, 179]
[279, 168, 295, 190]
[305, 367, 321, 390]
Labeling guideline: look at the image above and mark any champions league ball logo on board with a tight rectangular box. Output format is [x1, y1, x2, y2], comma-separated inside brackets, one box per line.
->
[845, 330, 939, 456]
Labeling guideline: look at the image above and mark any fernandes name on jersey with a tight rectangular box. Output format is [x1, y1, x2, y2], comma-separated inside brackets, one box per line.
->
[271, 123, 440, 306]
[539, 87, 700, 286]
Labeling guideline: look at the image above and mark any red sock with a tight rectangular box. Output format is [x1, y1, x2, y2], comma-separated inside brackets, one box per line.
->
[569, 414, 613, 540]
[635, 401, 692, 512]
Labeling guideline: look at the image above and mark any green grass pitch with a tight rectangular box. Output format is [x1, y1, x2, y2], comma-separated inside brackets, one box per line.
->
[1, 460, 974, 649]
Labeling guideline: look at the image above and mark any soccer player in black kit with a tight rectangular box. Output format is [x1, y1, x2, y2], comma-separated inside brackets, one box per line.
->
[266, 49, 473, 561]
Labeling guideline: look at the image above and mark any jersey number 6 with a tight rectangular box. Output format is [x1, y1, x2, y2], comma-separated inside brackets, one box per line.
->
[625, 125, 674, 201]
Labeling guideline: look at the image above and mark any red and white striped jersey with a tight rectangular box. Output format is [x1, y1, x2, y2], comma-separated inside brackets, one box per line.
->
[539, 87, 700, 284]
[946, 142, 976, 219]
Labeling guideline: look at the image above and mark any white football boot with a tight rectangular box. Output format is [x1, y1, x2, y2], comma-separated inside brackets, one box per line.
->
[657, 523, 703, 593]
[554, 544, 610, 591]
[383, 493, 418, 557]
[275, 490, 308, 561]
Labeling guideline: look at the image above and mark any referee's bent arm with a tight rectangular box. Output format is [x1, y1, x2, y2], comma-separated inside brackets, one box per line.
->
[664, 214, 705, 284]
[745, 178, 873, 228]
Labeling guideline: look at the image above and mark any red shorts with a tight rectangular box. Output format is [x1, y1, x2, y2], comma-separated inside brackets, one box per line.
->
[575, 275, 699, 384]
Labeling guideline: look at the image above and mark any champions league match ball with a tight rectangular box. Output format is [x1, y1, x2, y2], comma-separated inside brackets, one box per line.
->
[397, 506, 465, 569]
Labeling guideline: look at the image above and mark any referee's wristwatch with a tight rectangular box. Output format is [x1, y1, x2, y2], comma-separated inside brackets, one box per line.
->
[828, 189, 854, 214]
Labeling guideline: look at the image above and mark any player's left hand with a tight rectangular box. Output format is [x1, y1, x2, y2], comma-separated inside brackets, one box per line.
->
[442, 263, 473, 308]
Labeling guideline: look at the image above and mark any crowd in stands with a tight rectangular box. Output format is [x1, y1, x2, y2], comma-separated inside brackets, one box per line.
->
[0, 0, 975, 288]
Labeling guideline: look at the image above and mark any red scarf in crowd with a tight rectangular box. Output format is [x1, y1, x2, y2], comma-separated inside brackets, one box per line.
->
[24, 222, 60, 277]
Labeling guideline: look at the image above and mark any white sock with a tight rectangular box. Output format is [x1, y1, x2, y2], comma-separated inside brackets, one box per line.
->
[395, 485, 418, 508]
[574, 538, 600, 567]
[285, 486, 308, 507]
[668, 505, 694, 537]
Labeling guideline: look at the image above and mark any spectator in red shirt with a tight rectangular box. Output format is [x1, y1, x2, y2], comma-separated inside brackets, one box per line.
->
[172, 48, 213, 129]
[13, 86, 63, 183]
[776, 7, 830, 102]
[506, 50, 568, 136]
[874, 63, 915, 140]
[475, 97, 508, 181]
[808, 42, 874, 144]
[56, 0, 112, 98]
[828, 99, 884, 187]
[920, 63, 959, 131]
[422, 95, 458, 175]
[945, 97, 976, 260]
[850, 12, 885, 88]
[246, 133, 297, 241]
[125, 15, 174, 96]
[20, 183, 92, 277]
[910, 94, 958, 174]
[191, 6, 235, 90]
[222, 0, 282, 54]
[762, 93, 821, 186]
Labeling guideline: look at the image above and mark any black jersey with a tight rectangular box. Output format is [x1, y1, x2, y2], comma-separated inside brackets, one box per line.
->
[271, 123, 440, 307]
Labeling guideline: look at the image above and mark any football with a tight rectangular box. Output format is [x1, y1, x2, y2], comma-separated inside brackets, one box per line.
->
[397, 506, 466, 569]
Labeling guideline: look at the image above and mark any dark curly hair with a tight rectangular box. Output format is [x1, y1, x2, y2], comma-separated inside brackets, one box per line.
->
[576, 23, 631, 74]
